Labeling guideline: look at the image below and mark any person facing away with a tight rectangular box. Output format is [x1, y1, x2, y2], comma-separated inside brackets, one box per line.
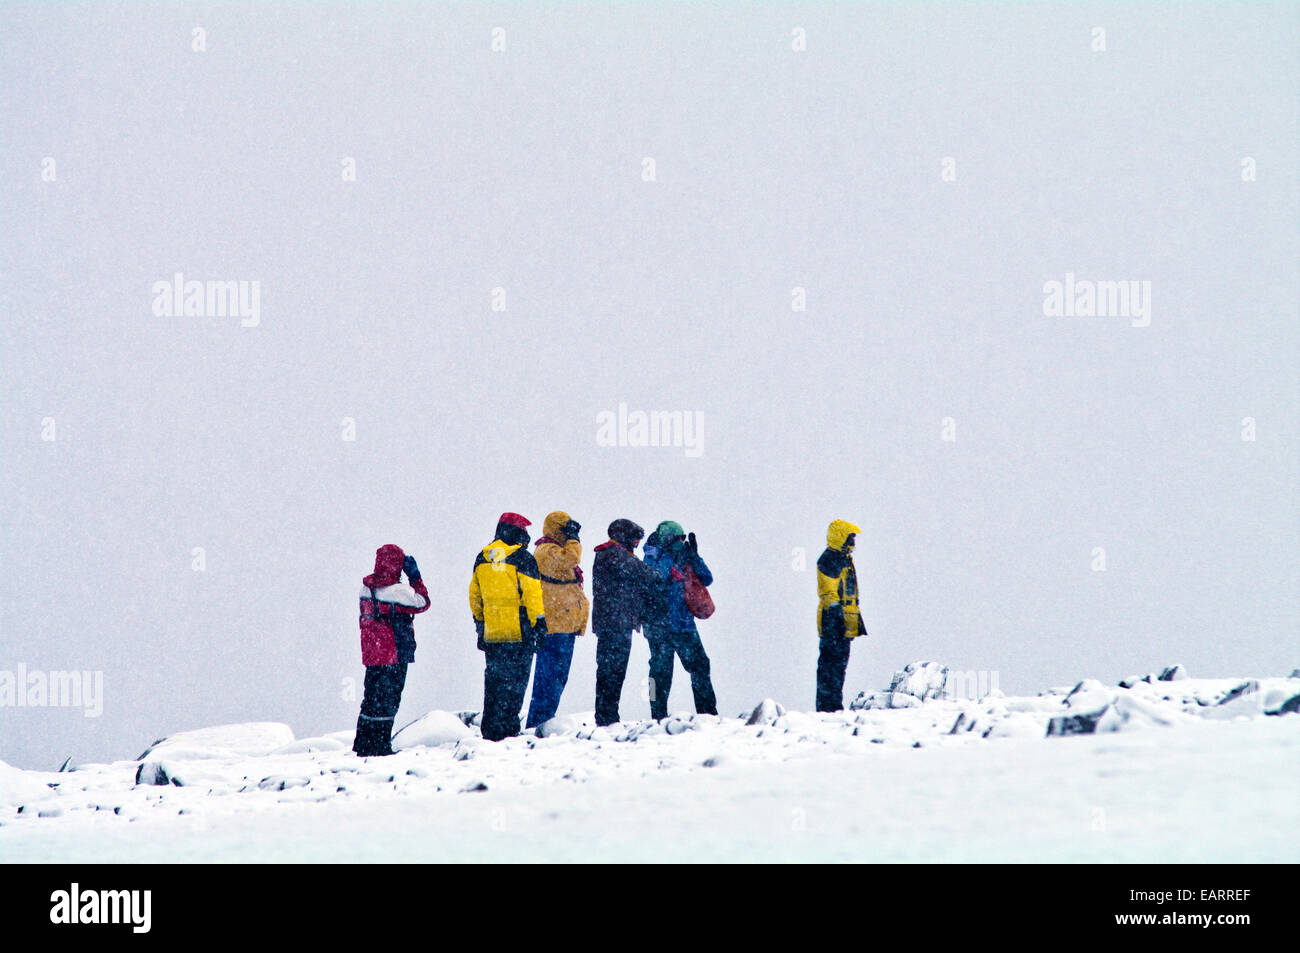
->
[469, 512, 547, 741]
[525, 510, 589, 730]
[354, 544, 430, 757]
[642, 520, 717, 720]
[591, 518, 663, 727]
[816, 519, 867, 712]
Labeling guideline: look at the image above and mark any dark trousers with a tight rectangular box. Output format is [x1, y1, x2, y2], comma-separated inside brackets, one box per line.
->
[816, 634, 852, 712]
[647, 628, 717, 720]
[526, 633, 576, 729]
[482, 642, 535, 741]
[353, 663, 408, 756]
[594, 631, 633, 726]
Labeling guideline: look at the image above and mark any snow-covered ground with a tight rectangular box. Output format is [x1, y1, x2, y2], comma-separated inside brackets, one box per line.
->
[2, 663, 1297, 863]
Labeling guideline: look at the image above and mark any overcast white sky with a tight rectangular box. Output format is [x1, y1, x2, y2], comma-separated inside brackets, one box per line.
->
[2, 2, 1296, 769]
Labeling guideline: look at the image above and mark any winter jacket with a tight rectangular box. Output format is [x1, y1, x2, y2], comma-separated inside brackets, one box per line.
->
[817, 519, 864, 639]
[534, 511, 589, 635]
[592, 539, 662, 635]
[643, 542, 712, 635]
[469, 538, 547, 644]
[359, 544, 430, 666]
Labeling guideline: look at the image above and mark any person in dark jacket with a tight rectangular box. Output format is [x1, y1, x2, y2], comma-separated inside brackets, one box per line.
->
[354, 544, 430, 756]
[816, 519, 867, 712]
[591, 519, 662, 726]
[642, 520, 717, 720]
[469, 513, 548, 741]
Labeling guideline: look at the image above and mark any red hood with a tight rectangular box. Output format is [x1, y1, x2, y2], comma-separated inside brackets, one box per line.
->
[595, 540, 631, 553]
[363, 544, 405, 588]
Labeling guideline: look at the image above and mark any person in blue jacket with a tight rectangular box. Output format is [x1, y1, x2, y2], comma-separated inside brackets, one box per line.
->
[642, 520, 717, 720]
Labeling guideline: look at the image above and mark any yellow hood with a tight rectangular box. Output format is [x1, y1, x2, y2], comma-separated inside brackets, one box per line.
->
[482, 539, 522, 564]
[827, 519, 861, 551]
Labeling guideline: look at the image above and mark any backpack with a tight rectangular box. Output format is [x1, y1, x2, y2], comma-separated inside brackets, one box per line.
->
[359, 587, 399, 666]
[681, 565, 715, 620]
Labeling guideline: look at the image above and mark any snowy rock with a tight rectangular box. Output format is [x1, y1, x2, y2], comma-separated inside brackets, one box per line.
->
[1158, 664, 1189, 682]
[746, 699, 786, 726]
[393, 711, 474, 749]
[850, 690, 921, 711]
[257, 775, 310, 792]
[1270, 694, 1300, 716]
[1049, 692, 1176, 735]
[850, 662, 950, 709]
[664, 717, 693, 736]
[888, 661, 950, 701]
[536, 715, 585, 739]
[0, 760, 61, 805]
[137, 722, 294, 761]
[456, 711, 482, 728]
[983, 713, 1052, 739]
[452, 740, 478, 761]
[1217, 681, 1259, 706]
[849, 691, 887, 710]
[135, 761, 177, 786]
[270, 731, 353, 755]
[1064, 679, 1115, 713]
[1046, 709, 1110, 736]
[625, 720, 664, 741]
[1099, 693, 1176, 730]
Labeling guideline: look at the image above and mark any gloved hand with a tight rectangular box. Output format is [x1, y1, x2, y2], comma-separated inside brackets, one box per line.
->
[686, 532, 698, 555]
[475, 619, 486, 651]
[403, 555, 421, 581]
[524, 625, 545, 654]
[563, 519, 581, 542]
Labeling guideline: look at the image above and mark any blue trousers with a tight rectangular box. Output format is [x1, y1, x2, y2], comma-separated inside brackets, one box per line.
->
[526, 633, 577, 729]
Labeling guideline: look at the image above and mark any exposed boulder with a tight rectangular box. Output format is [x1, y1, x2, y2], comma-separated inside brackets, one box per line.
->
[889, 661, 950, 701]
[746, 699, 786, 726]
[1270, 694, 1300, 716]
[850, 661, 950, 710]
[1047, 709, 1110, 736]
[135, 761, 177, 786]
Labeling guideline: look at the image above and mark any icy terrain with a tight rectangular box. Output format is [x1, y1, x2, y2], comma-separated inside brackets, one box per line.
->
[2, 664, 1297, 863]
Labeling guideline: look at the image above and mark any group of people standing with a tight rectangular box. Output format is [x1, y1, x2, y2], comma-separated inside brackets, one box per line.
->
[351, 514, 867, 757]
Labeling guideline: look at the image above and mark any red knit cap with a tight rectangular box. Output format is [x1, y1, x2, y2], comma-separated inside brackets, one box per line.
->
[498, 512, 531, 529]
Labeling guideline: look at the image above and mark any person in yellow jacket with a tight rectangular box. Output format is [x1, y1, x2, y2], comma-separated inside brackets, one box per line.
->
[469, 512, 547, 741]
[816, 519, 867, 712]
[525, 511, 590, 729]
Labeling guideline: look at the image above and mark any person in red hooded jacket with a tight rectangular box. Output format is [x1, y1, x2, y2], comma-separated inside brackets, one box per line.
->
[353, 544, 430, 757]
